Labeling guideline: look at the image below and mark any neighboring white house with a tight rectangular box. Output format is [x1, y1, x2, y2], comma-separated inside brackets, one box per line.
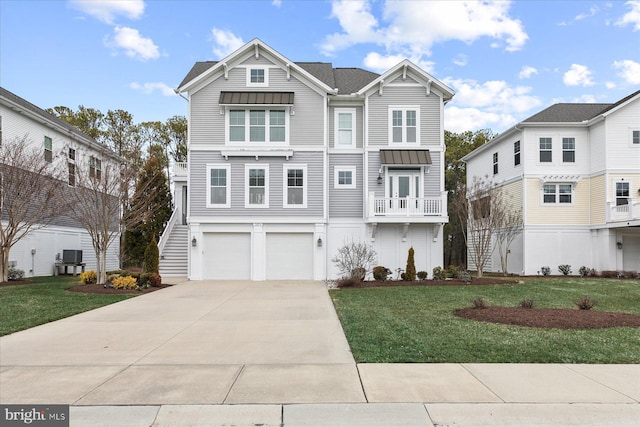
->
[0, 87, 120, 277]
[462, 89, 640, 276]
[159, 39, 454, 280]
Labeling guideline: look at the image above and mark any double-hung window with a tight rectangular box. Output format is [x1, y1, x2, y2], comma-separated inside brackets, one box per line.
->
[44, 136, 52, 162]
[632, 129, 640, 145]
[207, 164, 230, 208]
[89, 156, 101, 180]
[616, 182, 630, 206]
[492, 152, 499, 175]
[335, 109, 355, 148]
[246, 165, 268, 207]
[514, 141, 521, 166]
[334, 166, 356, 189]
[284, 165, 307, 208]
[389, 107, 419, 144]
[562, 138, 575, 162]
[68, 148, 76, 186]
[228, 109, 287, 143]
[539, 137, 552, 162]
[543, 183, 572, 204]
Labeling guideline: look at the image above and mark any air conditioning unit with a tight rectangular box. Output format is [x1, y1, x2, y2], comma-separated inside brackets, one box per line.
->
[62, 250, 83, 264]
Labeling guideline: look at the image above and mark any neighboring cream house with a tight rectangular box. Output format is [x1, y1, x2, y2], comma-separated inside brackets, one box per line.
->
[463, 90, 640, 275]
[160, 39, 454, 280]
[0, 87, 120, 277]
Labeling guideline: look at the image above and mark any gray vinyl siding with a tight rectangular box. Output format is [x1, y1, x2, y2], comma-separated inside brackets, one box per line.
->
[329, 106, 363, 148]
[190, 150, 324, 217]
[189, 57, 325, 148]
[328, 153, 364, 218]
[367, 150, 441, 197]
[367, 86, 442, 147]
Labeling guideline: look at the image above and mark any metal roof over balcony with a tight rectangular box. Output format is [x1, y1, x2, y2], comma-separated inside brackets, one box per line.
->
[380, 149, 432, 165]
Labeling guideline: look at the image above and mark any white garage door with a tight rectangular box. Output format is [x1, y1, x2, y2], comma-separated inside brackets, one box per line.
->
[623, 236, 640, 272]
[203, 233, 251, 279]
[266, 233, 314, 280]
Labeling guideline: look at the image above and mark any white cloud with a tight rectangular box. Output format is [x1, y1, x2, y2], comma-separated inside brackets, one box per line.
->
[572, 94, 598, 103]
[104, 26, 159, 61]
[563, 64, 595, 86]
[272, 0, 282, 7]
[613, 59, 640, 84]
[210, 28, 245, 58]
[445, 106, 505, 133]
[363, 52, 435, 74]
[518, 66, 538, 79]
[616, 0, 640, 31]
[321, 0, 527, 59]
[68, 0, 145, 24]
[130, 82, 175, 96]
[575, 6, 599, 21]
[453, 54, 468, 67]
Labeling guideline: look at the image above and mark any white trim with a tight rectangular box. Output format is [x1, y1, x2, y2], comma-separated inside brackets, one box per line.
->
[630, 128, 640, 147]
[206, 164, 231, 208]
[245, 164, 270, 208]
[283, 164, 307, 208]
[245, 66, 269, 87]
[540, 182, 574, 206]
[225, 107, 289, 146]
[334, 108, 356, 149]
[334, 166, 357, 189]
[388, 106, 420, 146]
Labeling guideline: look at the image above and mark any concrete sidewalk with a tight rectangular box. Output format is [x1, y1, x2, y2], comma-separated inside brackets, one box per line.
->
[1, 280, 639, 426]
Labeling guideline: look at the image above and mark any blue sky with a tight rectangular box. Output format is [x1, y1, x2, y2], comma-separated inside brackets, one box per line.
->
[1, 0, 639, 133]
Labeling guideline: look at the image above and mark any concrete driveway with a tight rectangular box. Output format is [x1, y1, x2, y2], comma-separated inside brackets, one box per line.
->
[0, 280, 366, 405]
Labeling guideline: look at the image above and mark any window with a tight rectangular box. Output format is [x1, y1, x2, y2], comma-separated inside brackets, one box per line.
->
[246, 67, 268, 86]
[228, 109, 287, 143]
[334, 167, 356, 189]
[284, 165, 307, 208]
[68, 162, 75, 187]
[245, 165, 269, 207]
[539, 137, 552, 162]
[543, 183, 572, 204]
[514, 141, 521, 166]
[389, 107, 419, 144]
[44, 136, 52, 162]
[335, 109, 355, 148]
[250, 69, 264, 83]
[493, 152, 499, 175]
[207, 165, 230, 208]
[68, 148, 76, 161]
[562, 137, 575, 162]
[632, 129, 640, 145]
[89, 156, 101, 180]
[616, 182, 630, 206]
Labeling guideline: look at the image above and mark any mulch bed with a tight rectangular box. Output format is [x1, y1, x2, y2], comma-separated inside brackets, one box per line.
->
[0, 280, 33, 287]
[66, 283, 172, 295]
[341, 277, 520, 288]
[453, 307, 640, 329]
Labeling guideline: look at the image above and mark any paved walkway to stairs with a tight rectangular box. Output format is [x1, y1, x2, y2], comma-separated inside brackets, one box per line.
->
[1, 280, 638, 426]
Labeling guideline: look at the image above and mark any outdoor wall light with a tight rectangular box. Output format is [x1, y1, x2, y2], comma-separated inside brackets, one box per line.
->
[377, 173, 383, 184]
[617, 241, 623, 249]
[192, 237, 197, 247]
[317, 237, 323, 247]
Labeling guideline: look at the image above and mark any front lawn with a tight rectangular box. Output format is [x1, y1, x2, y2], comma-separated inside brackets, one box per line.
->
[0, 276, 133, 336]
[330, 277, 640, 363]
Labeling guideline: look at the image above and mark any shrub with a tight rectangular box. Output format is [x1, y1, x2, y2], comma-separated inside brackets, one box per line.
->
[471, 296, 488, 309]
[112, 276, 138, 290]
[600, 270, 618, 278]
[144, 237, 160, 274]
[558, 264, 571, 276]
[79, 270, 97, 284]
[404, 247, 416, 281]
[519, 299, 535, 309]
[331, 240, 377, 280]
[578, 266, 595, 277]
[7, 268, 25, 281]
[622, 271, 638, 279]
[432, 266, 444, 280]
[417, 271, 428, 281]
[540, 266, 551, 276]
[575, 296, 596, 310]
[372, 266, 391, 281]
[140, 273, 162, 287]
[446, 265, 459, 279]
[337, 277, 361, 288]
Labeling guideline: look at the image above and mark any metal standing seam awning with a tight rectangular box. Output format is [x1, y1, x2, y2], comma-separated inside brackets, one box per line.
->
[380, 149, 432, 165]
[219, 91, 295, 105]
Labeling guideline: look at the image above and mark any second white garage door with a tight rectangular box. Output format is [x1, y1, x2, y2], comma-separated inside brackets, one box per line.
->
[203, 233, 251, 280]
[266, 233, 314, 280]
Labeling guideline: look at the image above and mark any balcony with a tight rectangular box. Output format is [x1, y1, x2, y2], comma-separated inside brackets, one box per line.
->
[367, 192, 448, 223]
[173, 162, 188, 178]
[608, 200, 640, 223]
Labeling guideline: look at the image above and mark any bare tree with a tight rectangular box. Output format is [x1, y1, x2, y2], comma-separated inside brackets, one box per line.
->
[0, 136, 63, 281]
[331, 240, 377, 280]
[495, 207, 522, 276]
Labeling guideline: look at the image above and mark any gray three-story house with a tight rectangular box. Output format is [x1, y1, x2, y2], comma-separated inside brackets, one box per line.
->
[160, 39, 454, 281]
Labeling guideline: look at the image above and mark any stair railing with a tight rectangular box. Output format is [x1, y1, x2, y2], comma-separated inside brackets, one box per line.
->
[158, 209, 179, 257]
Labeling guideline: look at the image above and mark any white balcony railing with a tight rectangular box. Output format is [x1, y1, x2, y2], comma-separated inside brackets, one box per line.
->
[174, 162, 188, 177]
[368, 192, 445, 218]
[608, 200, 640, 222]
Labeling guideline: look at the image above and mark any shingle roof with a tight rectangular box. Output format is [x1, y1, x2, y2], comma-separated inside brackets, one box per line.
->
[296, 62, 336, 89]
[333, 68, 380, 94]
[522, 103, 612, 123]
[178, 61, 217, 89]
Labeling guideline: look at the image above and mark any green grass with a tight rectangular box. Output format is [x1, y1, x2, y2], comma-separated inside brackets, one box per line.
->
[0, 276, 133, 336]
[330, 277, 640, 363]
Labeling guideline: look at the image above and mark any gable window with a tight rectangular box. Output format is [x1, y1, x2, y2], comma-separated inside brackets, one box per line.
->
[247, 67, 268, 87]
[246, 165, 269, 207]
[543, 183, 572, 204]
[207, 164, 230, 208]
[228, 109, 287, 143]
[514, 141, 521, 166]
[539, 138, 552, 162]
[632, 129, 640, 145]
[616, 182, 630, 206]
[284, 165, 307, 208]
[562, 138, 575, 162]
[334, 166, 356, 189]
[492, 152, 499, 175]
[335, 109, 355, 148]
[44, 136, 52, 162]
[89, 156, 102, 180]
[389, 107, 419, 144]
